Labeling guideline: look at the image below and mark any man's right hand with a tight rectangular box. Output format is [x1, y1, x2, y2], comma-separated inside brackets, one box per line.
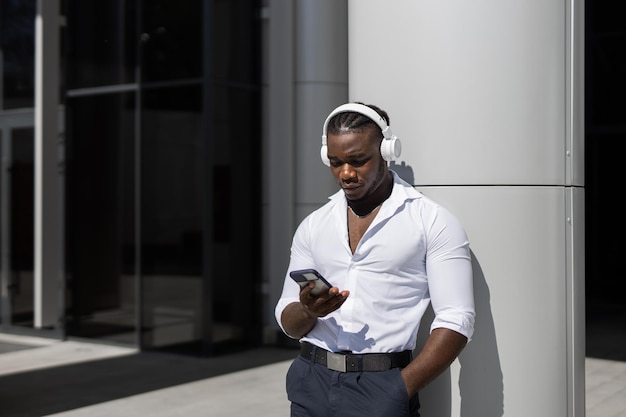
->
[281, 284, 349, 338]
[299, 282, 350, 318]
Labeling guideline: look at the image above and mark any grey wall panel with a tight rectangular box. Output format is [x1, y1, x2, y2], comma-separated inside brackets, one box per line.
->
[414, 186, 571, 417]
[349, 0, 567, 186]
[293, 0, 349, 207]
[295, 0, 348, 83]
[294, 84, 347, 208]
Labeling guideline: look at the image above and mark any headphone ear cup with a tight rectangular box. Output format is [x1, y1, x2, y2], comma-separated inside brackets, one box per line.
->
[380, 137, 402, 161]
[320, 144, 330, 166]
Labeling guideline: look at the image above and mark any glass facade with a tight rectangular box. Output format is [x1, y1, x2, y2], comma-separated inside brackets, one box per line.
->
[1, 0, 262, 356]
[64, 0, 262, 355]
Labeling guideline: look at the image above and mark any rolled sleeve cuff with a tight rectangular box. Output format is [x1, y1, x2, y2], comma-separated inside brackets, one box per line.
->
[430, 312, 475, 342]
[274, 297, 301, 339]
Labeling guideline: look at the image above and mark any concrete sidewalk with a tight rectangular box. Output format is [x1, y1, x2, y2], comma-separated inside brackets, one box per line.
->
[0, 333, 296, 417]
[0, 333, 625, 417]
[43, 359, 293, 417]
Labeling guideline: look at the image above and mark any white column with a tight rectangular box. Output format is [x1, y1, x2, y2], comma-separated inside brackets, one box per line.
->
[348, 0, 585, 416]
[34, 0, 61, 328]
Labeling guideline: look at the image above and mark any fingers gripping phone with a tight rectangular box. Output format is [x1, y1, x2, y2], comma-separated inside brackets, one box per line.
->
[289, 269, 333, 296]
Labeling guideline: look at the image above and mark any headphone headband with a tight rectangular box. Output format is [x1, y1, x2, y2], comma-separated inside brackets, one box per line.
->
[320, 102, 401, 165]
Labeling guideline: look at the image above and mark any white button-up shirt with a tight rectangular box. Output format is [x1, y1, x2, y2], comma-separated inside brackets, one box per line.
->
[275, 172, 475, 353]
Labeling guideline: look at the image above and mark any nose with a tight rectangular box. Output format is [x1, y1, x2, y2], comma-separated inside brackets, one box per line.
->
[340, 164, 356, 182]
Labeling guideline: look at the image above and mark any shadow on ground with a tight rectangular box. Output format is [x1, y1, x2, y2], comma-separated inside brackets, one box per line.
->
[586, 304, 626, 362]
[0, 346, 299, 417]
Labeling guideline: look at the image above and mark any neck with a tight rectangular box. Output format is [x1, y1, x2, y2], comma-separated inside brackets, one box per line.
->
[348, 203, 381, 218]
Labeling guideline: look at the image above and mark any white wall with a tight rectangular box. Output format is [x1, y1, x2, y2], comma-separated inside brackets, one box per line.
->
[349, 1, 584, 416]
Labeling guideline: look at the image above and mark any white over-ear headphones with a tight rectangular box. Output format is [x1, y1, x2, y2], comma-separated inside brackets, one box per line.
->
[320, 103, 402, 166]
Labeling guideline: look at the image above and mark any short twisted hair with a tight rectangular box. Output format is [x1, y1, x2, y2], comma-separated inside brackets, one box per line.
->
[326, 102, 390, 139]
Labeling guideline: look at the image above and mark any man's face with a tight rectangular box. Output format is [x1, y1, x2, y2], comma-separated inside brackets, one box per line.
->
[326, 129, 388, 203]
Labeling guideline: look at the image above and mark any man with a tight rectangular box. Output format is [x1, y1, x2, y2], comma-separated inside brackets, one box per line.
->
[275, 102, 475, 417]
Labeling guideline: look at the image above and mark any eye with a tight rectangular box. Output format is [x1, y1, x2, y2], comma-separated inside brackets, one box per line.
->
[329, 159, 343, 168]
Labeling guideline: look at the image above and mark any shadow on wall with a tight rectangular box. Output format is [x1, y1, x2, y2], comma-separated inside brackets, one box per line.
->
[389, 161, 415, 185]
[416, 252, 503, 417]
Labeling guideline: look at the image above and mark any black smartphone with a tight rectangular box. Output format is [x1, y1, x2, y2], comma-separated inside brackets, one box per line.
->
[289, 269, 333, 296]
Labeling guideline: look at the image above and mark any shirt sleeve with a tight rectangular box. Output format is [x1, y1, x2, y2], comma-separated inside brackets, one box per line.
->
[424, 205, 476, 341]
[274, 217, 315, 338]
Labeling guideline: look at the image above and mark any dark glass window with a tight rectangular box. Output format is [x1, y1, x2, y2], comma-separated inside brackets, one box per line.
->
[65, 92, 136, 342]
[0, 0, 35, 109]
[585, 1, 626, 361]
[140, 84, 205, 350]
[208, 83, 261, 353]
[65, 0, 136, 89]
[211, 0, 259, 84]
[141, 1, 202, 83]
[141, 85, 203, 277]
[9, 127, 35, 326]
[64, 0, 262, 355]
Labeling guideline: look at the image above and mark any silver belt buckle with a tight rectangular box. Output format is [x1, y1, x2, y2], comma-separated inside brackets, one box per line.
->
[327, 352, 347, 372]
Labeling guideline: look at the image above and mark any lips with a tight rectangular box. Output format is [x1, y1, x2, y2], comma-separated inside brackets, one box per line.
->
[342, 186, 361, 196]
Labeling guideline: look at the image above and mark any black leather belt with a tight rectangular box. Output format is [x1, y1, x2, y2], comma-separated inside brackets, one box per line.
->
[300, 342, 412, 373]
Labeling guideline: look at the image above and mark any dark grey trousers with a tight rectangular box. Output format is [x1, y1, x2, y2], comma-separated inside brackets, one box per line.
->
[286, 355, 420, 417]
